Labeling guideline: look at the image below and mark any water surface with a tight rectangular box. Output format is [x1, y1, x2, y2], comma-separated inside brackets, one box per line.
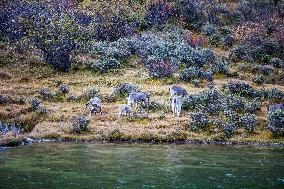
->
[0, 142, 284, 189]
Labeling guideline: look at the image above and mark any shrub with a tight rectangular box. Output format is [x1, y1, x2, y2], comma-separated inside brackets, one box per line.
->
[201, 24, 216, 36]
[251, 75, 265, 85]
[15, 96, 26, 105]
[0, 122, 9, 135]
[222, 121, 237, 138]
[90, 57, 121, 73]
[112, 83, 139, 98]
[229, 45, 252, 62]
[67, 94, 79, 102]
[81, 87, 100, 100]
[0, 94, 11, 104]
[269, 57, 284, 69]
[209, 58, 229, 75]
[58, 84, 70, 95]
[145, 1, 174, 27]
[183, 94, 202, 110]
[1, 0, 84, 71]
[267, 109, 284, 136]
[70, 116, 90, 133]
[222, 95, 244, 112]
[36, 106, 48, 115]
[29, 97, 41, 111]
[240, 113, 257, 134]
[268, 88, 284, 102]
[174, 0, 204, 29]
[244, 101, 262, 113]
[224, 81, 255, 98]
[222, 34, 234, 47]
[180, 67, 211, 82]
[185, 32, 206, 48]
[39, 88, 54, 100]
[224, 110, 239, 124]
[189, 111, 209, 131]
[147, 59, 174, 78]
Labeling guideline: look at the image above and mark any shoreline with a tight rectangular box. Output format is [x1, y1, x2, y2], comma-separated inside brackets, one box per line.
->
[1, 137, 284, 148]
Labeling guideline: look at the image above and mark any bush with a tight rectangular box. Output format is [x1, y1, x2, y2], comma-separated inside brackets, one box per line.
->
[240, 113, 257, 134]
[224, 110, 239, 124]
[222, 121, 237, 138]
[222, 95, 244, 112]
[1, 0, 84, 71]
[81, 87, 100, 100]
[70, 116, 90, 133]
[112, 83, 139, 98]
[269, 57, 284, 69]
[201, 24, 216, 36]
[224, 81, 255, 97]
[147, 59, 174, 78]
[268, 88, 284, 102]
[267, 109, 284, 136]
[180, 67, 212, 82]
[222, 34, 234, 47]
[29, 97, 41, 111]
[244, 101, 262, 113]
[39, 88, 54, 100]
[0, 94, 11, 104]
[58, 84, 70, 95]
[189, 111, 209, 131]
[251, 75, 265, 85]
[90, 57, 121, 73]
[174, 0, 204, 29]
[15, 96, 26, 105]
[145, 1, 174, 27]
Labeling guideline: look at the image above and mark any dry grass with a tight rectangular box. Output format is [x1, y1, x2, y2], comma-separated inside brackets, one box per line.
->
[0, 52, 284, 146]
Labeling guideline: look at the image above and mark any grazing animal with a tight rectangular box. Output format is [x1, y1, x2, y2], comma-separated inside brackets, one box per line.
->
[171, 95, 183, 117]
[118, 104, 132, 117]
[127, 92, 152, 106]
[268, 104, 284, 112]
[169, 86, 188, 98]
[86, 97, 102, 116]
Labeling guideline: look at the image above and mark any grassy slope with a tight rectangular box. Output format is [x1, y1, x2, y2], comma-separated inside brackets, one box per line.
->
[1, 48, 284, 146]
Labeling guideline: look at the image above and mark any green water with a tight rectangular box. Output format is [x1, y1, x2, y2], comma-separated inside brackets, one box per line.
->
[0, 143, 284, 189]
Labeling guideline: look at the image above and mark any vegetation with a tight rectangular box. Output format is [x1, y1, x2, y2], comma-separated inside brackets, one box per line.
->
[0, 0, 283, 146]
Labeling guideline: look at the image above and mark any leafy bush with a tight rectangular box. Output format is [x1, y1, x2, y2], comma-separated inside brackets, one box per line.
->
[224, 110, 239, 124]
[222, 121, 237, 138]
[251, 75, 265, 85]
[147, 59, 174, 78]
[189, 111, 209, 131]
[58, 84, 70, 95]
[267, 109, 284, 136]
[268, 88, 284, 102]
[70, 116, 90, 133]
[269, 57, 284, 69]
[201, 24, 217, 36]
[240, 113, 257, 134]
[174, 0, 204, 29]
[224, 81, 255, 97]
[112, 83, 139, 98]
[180, 67, 212, 82]
[29, 97, 41, 111]
[1, 0, 84, 71]
[90, 57, 121, 73]
[39, 88, 54, 100]
[244, 101, 262, 113]
[0, 94, 11, 104]
[145, 1, 174, 27]
[81, 87, 100, 100]
[222, 95, 244, 112]
[16, 96, 26, 105]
